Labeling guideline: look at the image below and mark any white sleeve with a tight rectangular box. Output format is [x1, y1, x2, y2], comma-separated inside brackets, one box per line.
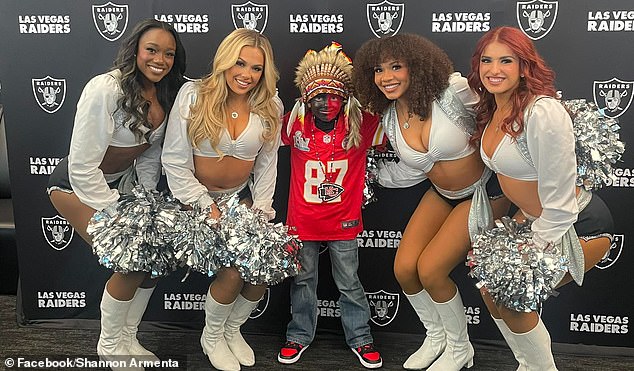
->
[526, 98, 579, 247]
[68, 74, 120, 211]
[448, 72, 479, 117]
[135, 136, 162, 191]
[250, 95, 283, 220]
[377, 160, 428, 188]
[161, 82, 214, 208]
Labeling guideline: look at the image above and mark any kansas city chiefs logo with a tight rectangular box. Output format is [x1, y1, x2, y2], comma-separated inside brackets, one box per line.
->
[318, 183, 344, 202]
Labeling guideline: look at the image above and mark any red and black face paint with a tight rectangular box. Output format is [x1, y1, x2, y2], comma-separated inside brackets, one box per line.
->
[309, 93, 344, 123]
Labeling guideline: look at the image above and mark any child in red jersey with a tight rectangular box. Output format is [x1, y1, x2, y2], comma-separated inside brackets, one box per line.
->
[277, 43, 384, 369]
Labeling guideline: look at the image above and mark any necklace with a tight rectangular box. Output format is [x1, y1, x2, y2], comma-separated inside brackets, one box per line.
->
[310, 117, 344, 202]
[402, 112, 412, 129]
[396, 103, 413, 129]
[227, 102, 242, 119]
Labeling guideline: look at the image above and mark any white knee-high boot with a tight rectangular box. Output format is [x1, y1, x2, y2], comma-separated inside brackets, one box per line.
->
[403, 290, 446, 369]
[427, 289, 474, 371]
[121, 287, 159, 362]
[492, 316, 527, 371]
[97, 285, 143, 371]
[201, 293, 240, 371]
[509, 317, 558, 371]
[224, 295, 260, 366]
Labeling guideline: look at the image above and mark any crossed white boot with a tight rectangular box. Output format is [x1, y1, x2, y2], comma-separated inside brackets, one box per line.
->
[201, 293, 240, 371]
[403, 290, 446, 369]
[96, 284, 143, 371]
[508, 317, 558, 371]
[224, 295, 260, 366]
[427, 289, 474, 371]
[492, 316, 527, 371]
[121, 287, 160, 363]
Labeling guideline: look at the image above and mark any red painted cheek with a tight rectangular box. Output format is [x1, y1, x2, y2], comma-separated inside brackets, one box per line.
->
[326, 99, 343, 121]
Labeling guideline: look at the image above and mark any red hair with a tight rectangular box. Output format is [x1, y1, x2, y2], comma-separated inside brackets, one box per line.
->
[467, 26, 557, 143]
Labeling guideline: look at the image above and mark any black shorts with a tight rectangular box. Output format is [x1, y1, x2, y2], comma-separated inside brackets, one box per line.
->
[46, 157, 122, 194]
[432, 173, 504, 208]
[575, 193, 614, 240]
[237, 184, 252, 203]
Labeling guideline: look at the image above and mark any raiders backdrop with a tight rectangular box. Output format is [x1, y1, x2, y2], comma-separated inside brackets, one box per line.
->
[1, 0, 632, 352]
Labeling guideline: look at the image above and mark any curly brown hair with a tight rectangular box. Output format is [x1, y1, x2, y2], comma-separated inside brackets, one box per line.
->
[352, 33, 453, 118]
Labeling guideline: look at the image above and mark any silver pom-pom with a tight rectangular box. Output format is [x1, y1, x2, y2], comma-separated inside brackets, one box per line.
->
[87, 186, 183, 278]
[467, 217, 568, 312]
[363, 145, 396, 208]
[173, 194, 302, 285]
[170, 204, 223, 277]
[561, 99, 625, 190]
[363, 149, 379, 207]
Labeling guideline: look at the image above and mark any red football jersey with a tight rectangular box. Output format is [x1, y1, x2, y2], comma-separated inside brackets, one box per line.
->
[282, 111, 383, 240]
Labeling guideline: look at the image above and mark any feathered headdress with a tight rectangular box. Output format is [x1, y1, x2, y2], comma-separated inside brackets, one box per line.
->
[288, 42, 362, 149]
[295, 41, 353, 102]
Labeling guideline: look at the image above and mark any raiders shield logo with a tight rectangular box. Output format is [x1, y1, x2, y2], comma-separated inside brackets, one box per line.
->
[595, 234, 624, 269]
[366, 290, 399, 326]
[516, 0, 559, 40]
[367, 0, 405, 38]
[92, 2, 129, 42]
[42, 215, 74, 251]
[32, 76, 66, 114]
[232, 1, 268, 34]
[593, 78, 634, 119]
[249, 287, 270, 319]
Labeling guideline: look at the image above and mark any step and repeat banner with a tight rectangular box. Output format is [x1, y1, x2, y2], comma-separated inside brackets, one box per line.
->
[1, 0, 633, 350]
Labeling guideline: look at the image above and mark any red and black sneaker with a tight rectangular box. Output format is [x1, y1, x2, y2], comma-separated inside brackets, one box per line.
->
[351, 343, 383, 369]
[278, 341, 309, 364]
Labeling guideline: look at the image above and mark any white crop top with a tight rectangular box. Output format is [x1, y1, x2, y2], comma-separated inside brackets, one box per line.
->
[378, 72, 479, 188]
[111, 109, 165, 147]
[392, 101, 475, 172]
[481, 97, 579, 247]
[192, 112, 264, 161]
[162, 81, 283, 220]
[67, 70, 164, 211]
[480, 129, 537, 181]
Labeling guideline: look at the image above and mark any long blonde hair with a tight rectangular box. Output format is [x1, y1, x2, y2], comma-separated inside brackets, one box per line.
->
[188, 28, 280, 154]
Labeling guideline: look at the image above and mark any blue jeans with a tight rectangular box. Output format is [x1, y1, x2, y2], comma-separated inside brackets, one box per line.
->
[285, 240, 373, 348]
